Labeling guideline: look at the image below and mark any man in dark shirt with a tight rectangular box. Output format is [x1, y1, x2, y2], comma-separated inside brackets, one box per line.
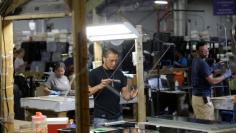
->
[89, 48, 137, 128]
[191, 41, 232, 120]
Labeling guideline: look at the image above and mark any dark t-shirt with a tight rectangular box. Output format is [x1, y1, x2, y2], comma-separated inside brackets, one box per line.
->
[191, 58, 212, 96]
[89, 66, 127, 119]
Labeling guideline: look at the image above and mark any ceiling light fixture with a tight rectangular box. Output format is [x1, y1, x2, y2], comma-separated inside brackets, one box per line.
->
[154, 0, 168, 5]
[86, 22, 139, 41]
[29, 20, 36, 30]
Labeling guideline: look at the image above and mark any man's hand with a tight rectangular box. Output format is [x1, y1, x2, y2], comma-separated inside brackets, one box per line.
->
[223, 69, 232, 79]
[174, 61, 180, 66]
[98, 79, 112, 89]
[129, 87, 138, 100]
[89, 79, 113, 95]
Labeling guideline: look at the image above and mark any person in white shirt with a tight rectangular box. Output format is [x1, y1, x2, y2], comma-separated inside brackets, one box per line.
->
[14, 48, 27, 73]
[43, 62, 71, 95]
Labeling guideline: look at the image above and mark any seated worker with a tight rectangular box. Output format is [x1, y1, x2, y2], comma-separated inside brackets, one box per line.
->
[174, 50, 188, 68]
[42, 62, 71, 96]
[89, 47, 138, 128]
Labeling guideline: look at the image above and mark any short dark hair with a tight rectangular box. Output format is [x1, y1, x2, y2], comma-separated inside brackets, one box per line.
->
[54, 62, 65, 71]
[176, 49, 185, 56]
[16, 48, 25, 54]
[102, 47, 119, 58]
[196, 41, 207, 50]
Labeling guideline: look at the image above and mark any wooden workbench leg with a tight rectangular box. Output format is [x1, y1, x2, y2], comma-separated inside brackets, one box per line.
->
[214, 109, 220, 121]
[24, 109, 32, 121]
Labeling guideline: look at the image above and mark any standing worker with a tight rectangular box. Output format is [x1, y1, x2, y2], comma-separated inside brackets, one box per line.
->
[89, 48, 138, 128]
[14, 48, 27, 73]
[191, 41, 232, 120]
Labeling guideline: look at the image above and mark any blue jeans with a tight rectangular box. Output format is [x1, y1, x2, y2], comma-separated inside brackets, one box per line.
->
[93, 116, 123, 128]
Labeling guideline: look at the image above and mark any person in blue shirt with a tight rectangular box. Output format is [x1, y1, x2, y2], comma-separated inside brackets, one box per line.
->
[174, 50, 188, 68]
[191, 41, 232, 120]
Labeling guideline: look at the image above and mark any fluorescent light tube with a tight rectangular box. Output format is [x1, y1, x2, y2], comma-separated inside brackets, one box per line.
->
[86, 22, 139, 41]
[154, 0, 168, 5]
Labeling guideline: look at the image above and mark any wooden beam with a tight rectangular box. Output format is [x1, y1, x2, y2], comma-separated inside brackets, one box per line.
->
[135, 25, 146, 122]
[0, 18, 14, 133]
[3, 0, 104, 20]
[4, 12, 71, 20]
[72, 0, 89, 133]
[5, 0, 30, 15]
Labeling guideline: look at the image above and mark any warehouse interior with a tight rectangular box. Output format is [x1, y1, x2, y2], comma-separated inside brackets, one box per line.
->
[0, 0, 236, 132]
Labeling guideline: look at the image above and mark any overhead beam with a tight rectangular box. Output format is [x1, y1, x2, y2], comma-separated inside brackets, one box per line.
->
[4, 12, 71, 20]
[3, 0, 104, 21]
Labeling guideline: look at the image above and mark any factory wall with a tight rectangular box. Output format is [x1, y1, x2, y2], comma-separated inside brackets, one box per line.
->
[186, 0, 232, 38]
[13, 0, 234, 44]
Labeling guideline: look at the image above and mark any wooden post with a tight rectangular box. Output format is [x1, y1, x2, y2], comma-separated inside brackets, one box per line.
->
[92, 10, 102, 67]
[135, 25, 146, 122]
[72, 0, 90, 133]
[0, 18, 14, 133]
[93, 42, 102, 67]
[94, 42, 102, 61]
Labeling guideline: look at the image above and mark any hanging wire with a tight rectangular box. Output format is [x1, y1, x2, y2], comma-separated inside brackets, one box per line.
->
[149, 37, 174, 71]
[110, 43, 135, 78]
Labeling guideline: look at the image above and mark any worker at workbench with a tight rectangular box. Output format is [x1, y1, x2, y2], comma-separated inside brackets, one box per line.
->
[88, 47, 138, 128]
[191, 41, 232, 120]
[43, 62, 71, 96]
[174, 50, 188, 68]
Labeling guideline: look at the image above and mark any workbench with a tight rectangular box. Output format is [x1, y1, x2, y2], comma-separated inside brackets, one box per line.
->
[211, 96, 234, 120]
[147, 90, 188, 116]
[211, 96, 234, 110]
[144, 115, 236, 133]
[20, 96, 137, 119]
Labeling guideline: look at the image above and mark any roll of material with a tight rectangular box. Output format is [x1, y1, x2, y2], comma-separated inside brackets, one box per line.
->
[104, 120, 126, 126]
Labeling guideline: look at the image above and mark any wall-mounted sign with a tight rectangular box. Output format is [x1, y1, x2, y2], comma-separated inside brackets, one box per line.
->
[213, 0, 236, 15]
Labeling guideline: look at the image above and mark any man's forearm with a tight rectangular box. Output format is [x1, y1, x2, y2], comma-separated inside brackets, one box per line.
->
[207, 75, 225, 85]
[89, 85, 102, 95]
